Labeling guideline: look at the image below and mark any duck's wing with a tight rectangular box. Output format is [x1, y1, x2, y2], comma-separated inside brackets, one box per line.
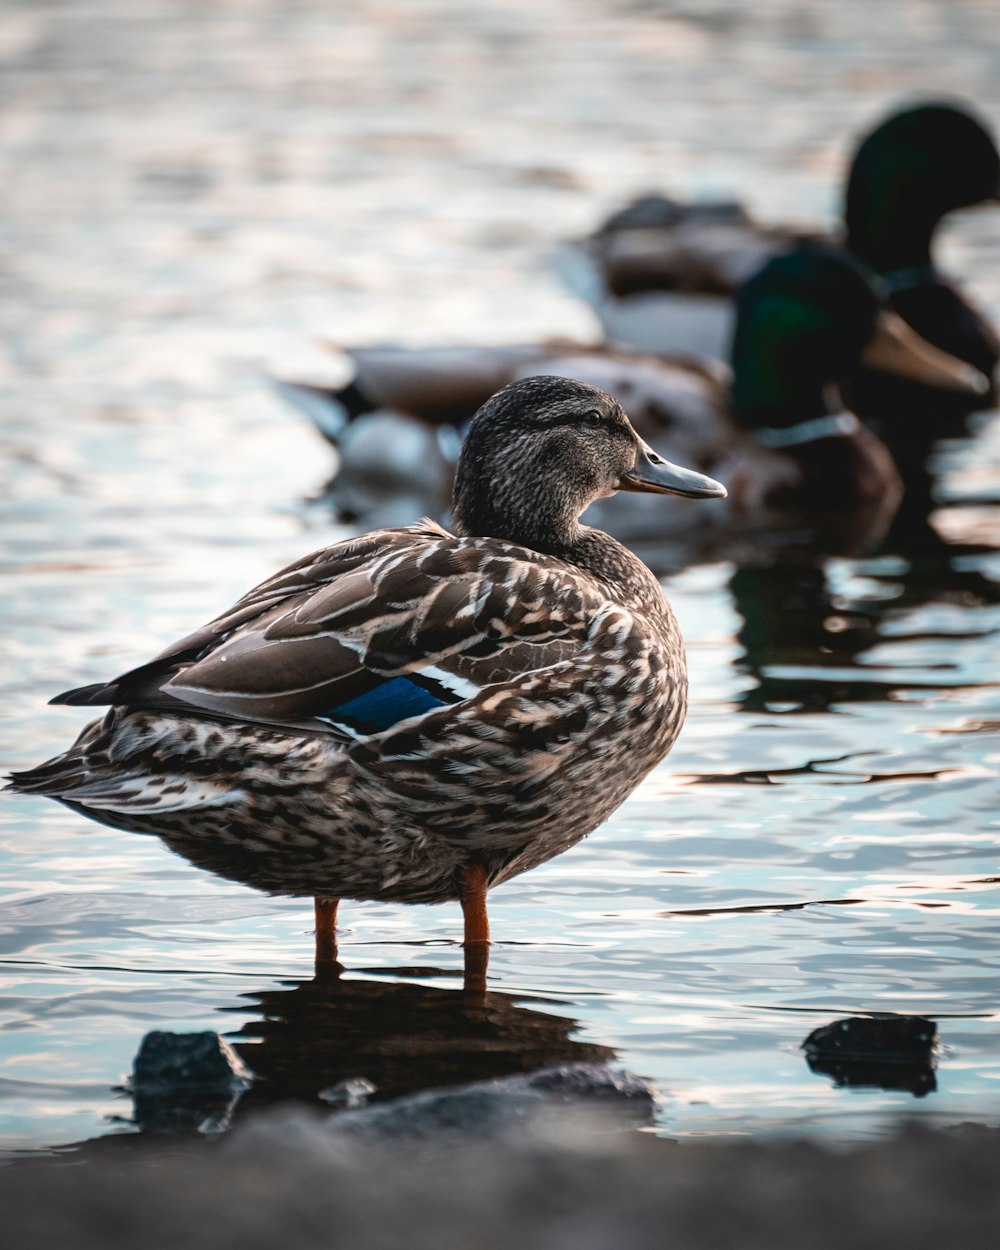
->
[52, 523, 611, 735]
[276, 343, 571, 441]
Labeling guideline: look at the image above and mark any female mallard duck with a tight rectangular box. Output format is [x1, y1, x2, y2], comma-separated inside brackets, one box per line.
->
[279, 344, 731, 532]
[569, 100, 999, 420]
[279, 246, 983, 548]
[7, 377, 725, 968]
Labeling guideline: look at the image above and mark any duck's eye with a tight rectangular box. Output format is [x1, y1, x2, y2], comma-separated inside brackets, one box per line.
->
[581, 410, 604, 427]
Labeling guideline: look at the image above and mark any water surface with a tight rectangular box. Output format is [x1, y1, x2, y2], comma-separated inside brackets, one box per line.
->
[1, 0, 999, 1152]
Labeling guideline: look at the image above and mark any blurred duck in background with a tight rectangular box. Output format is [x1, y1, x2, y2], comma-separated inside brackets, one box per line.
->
[278, 246, 985, 558]
[843, 104, 1000, 536]
[571, 102, 1000, 547]
[568, 100, 1000, 420]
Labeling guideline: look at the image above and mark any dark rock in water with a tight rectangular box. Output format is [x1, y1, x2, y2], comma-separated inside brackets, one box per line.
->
[132, 1030, 254, 1093]
[129, 1030, 253, 1135]
[802, 1014, 937, 1061]
[522, 1064, 656, 1111]
[325, 1064, 656, 1142]
[802, 1016, 937, 1097]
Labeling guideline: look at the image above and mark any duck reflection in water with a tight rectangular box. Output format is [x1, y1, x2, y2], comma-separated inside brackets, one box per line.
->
[730, 556, 884, 716]
[728, 533, 999, 718]
[128, 957, 613, 1135]
[222, 961, 614, 1121]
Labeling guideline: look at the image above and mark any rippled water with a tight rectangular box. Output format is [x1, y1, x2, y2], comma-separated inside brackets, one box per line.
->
[1, 0, 999, 1153]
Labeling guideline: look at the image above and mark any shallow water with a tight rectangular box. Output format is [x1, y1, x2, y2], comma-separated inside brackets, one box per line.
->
[1, 0, 999, 1153]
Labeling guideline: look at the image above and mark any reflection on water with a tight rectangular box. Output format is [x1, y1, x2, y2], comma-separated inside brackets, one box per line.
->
[728, 540, 1000, 715]
[2, 0, 1000, 1154]
[122, 964, 613, 1135]
[225, 965, 614, 1118]
[731, 559, 881, 714]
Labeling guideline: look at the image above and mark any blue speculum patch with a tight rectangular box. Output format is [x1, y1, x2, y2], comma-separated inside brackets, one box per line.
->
[322, 676, 449, 733]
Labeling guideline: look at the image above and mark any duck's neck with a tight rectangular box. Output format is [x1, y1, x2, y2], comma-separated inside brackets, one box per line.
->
[845, 197, 939, 278]
[729, 308, 843, 435]
[731, 375, 841, 436]
[453, 482, 585, 559]
[567, 526, 669, 610]
[453, 492, 664, 606]
[844, 158, 944, 277]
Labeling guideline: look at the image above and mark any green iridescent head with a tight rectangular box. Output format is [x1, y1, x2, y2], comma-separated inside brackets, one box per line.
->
[730, 246, 883, 428]
[845, 101, 1000, 274]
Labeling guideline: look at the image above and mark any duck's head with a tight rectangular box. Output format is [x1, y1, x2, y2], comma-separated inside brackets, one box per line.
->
[452, 376, 726, 550]
[730, 246, 987, 433]
[845, 101, 1000, 273]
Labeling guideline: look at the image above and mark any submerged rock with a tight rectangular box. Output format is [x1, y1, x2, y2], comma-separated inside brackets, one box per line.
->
[802, 1016, 937, 1097]
[132, 1030, 255, 1094]
[318, 1077, 378, 1109]
[129, 1030, 253, 1134]
[324, 1063, 657, 1142]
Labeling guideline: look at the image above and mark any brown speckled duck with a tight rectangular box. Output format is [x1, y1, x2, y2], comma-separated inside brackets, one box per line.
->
[7, 377, 725, 969]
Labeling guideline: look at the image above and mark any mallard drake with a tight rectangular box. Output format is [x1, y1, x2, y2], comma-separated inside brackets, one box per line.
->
[279, 246, 984, 549]
[7, 377, 725, 971]
[568, 100, 1000, 419]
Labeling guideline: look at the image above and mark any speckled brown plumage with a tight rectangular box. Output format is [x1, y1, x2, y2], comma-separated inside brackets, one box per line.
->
[8, 377, 723, 940]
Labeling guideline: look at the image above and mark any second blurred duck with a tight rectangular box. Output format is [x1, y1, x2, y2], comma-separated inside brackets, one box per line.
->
[279, 245, 986, 555]
[569, 99, 1000, 420]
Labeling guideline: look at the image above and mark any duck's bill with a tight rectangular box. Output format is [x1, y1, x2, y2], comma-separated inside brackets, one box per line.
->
[861, 311, 991, 395]
[618, 442, 727, 499]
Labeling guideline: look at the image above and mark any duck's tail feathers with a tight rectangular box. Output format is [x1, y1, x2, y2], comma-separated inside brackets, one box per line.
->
[6, 756, 88, 797]
[5, 713, 113, 797]
[7, 762, 240, 814]
[49, 681, 121, 707]
[6, 716, 242, 815]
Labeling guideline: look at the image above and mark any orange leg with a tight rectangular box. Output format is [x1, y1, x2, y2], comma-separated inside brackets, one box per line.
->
[462, 938, 490, 994]
[459, 864, 490, 992]
[314, 896, 340, 965]
[459, 863, 490, 946]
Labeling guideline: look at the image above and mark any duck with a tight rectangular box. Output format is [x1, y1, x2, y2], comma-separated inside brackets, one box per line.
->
[843, 104, 1000, 531]
[278, 246, 985, 554]
[6, 377, 725, 976]
[281, 343, 731, 534]
[567, 99, 1000, 423]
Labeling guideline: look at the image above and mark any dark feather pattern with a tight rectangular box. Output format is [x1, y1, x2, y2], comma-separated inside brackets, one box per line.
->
[9, 377, 716, 911]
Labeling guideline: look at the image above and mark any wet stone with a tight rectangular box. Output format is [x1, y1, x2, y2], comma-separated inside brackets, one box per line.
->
[326, 1064, 657, 1141]
[132, 1030, 254, 1095]
[129, 1030, 254, 1135]
[802, 1016, 938, 1098]
[318, 1077, 378, 1108]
